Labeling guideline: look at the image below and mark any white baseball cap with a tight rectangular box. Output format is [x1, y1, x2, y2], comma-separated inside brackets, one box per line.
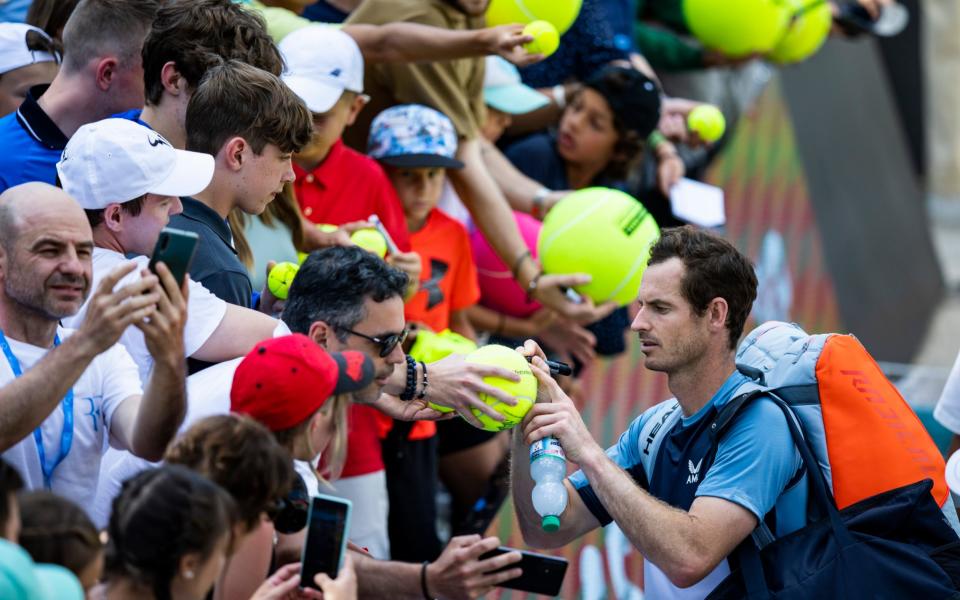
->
[57, 118, 215, 210]
[0, 23, 58, 76]
[279, 25, 364, 114]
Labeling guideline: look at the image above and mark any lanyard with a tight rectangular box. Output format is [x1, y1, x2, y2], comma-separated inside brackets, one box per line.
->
[0, 329, 74, 490]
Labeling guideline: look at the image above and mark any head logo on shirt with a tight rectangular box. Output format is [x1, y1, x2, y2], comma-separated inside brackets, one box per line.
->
[686, 458, 703, 484]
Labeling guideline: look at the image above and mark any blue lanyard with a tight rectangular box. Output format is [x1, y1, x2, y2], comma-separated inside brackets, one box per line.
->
[0, 329, 74, 489]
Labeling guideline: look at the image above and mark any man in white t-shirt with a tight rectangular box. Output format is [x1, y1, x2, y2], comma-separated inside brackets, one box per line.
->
[56, 117, 284, 384]
[0, 181, 187, 510]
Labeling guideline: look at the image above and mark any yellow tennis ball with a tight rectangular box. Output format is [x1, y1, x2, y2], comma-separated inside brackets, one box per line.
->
[486, 0, 582, 35]
[767, 0, 832, 64]
[687, 105, 726, 143]
[523, 20, 560, 57]
[457, 344, 537, 432]
[350, 228, 387, 258]
[267, 262, 299, 300]
[683, 0, 791, 56]
[538, 188, 660, 306]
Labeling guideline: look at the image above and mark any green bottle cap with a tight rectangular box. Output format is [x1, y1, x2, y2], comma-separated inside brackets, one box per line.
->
[541, 515, 560, 532]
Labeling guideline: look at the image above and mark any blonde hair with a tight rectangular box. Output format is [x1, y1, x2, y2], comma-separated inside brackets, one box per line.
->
[273, 393, 351, 484]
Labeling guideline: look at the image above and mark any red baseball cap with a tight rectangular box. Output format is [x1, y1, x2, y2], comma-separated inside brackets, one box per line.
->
[231, 334, 375, 431]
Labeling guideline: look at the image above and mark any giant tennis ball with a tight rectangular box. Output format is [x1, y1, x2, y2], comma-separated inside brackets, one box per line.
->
[767, 0, 832, 64]
[538, 188, 659, 306]
[486, 0, 582, 36]
[687, 105, 726, 143]
[523, 20, 560, 57]
[471, 211, 543, 318]
[267, 261, 299, 300]
[461, 344, 538, 432]
[350, 228, 387, 258]
[683, 0, 791, 56]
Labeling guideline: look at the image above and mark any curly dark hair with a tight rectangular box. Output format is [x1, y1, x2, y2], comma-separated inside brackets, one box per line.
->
[648, 226, 758, 349]
[105, 465, 237, 600]
[282, 246, 409, 339]
[142, 0, 283, 107]
[164, 414, 295, 533]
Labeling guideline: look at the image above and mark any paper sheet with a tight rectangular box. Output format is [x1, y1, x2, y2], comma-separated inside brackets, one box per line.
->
[669, 178, 726, 228]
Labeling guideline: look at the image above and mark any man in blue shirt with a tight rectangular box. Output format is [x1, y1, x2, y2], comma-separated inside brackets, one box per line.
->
[511, 226, 805, 598]
[0, 0, 158, 194]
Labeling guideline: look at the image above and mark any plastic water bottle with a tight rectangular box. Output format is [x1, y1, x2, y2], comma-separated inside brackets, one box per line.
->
[530, 437, 568, 532]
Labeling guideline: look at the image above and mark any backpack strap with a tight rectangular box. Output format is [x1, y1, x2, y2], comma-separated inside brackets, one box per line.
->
[636, 400, 683, 485]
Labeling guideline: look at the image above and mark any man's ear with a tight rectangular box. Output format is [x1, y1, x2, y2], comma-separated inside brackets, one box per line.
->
[222, 137, 248, 171]
[706, 297, 729, 331]
[103, 204, 125, 233]
[160, 61, 187, 96]
[307, 320, 334, 349]
[345, 94, 368, 127]
[94, 56, 120, 92]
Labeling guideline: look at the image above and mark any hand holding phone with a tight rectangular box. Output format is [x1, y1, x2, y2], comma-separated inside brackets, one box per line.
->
[300, 494, 352, 590]
[480, 546, 568, 596]
[148, 228, 199, 287]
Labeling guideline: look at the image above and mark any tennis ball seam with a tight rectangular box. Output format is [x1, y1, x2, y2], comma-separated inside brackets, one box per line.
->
[607, 235, 655, 302]
[514, 0, 537, 22]
[539, 194, 612, 257]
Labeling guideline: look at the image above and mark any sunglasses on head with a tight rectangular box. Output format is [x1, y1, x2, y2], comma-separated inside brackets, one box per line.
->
[341, 326, 408, 357]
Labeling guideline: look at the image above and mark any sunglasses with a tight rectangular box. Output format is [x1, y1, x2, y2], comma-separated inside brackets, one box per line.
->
[341, 326, 408, 357]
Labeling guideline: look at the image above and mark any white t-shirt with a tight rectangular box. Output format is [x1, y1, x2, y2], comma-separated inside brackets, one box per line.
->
[935, 350, 960, 434]
[1, 328, 143, 511]
[90, 356, 242, 527]
[62, 248, 227, 384]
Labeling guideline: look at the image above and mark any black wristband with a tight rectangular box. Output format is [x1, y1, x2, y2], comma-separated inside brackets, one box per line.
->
[420, 561, 432, 600]
[417, 361, 429, 400]
[400, 355, 417, 401]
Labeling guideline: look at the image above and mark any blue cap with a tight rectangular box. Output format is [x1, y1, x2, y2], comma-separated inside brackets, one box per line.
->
[483, 56, 550, 115]
[367, 104, 464, 169]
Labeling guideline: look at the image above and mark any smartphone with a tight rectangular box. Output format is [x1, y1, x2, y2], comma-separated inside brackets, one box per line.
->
[300, 494, 352, 590]
[147, 228, 199, 287]
[368, 213, 400, 255]
[480, 546, 569, 596]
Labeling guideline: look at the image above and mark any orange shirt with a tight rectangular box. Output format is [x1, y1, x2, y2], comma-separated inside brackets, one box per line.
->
[379, 208, 481, 441]
[404, 208, 480, 332]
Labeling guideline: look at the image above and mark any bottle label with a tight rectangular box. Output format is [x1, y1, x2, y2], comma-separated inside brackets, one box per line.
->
[530, 437, 565, 462]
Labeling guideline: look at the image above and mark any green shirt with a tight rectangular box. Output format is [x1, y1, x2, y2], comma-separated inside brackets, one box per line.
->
[237, 0, 311, 41]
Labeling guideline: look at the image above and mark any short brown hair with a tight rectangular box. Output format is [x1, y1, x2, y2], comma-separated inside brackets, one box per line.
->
[60, 0, 158, 72]
[142, 0, 283, 107]
[84, 196, 144, 229]
[164, 414, 295, 532]
[185, 60, 312, 157]
[18, 491, 102, 580]
[648, 226, 758, 349]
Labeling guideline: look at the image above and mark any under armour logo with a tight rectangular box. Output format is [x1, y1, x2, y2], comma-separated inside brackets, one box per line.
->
[148, 135, 169, 148]
[686, 458, 703, 484]
[422, 259, 449, 310]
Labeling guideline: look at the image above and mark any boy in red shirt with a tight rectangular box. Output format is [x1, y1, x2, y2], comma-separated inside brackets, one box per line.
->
[366, 103, 480, 562]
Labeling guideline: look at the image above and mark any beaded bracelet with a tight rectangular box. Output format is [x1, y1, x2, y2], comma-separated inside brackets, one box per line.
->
[399, 354, 417, 401]
[417, 360, 429, 400]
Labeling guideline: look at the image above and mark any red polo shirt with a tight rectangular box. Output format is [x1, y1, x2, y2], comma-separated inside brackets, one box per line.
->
[293, 139, 412, 252]
[294, 140, 412, 479]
